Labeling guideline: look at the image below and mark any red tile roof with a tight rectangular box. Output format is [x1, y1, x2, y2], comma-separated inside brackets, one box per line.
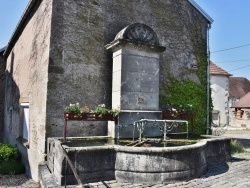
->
[229, 77, 250, 98]
[232, 91, 250, 108]
[210, 61, 231, 76]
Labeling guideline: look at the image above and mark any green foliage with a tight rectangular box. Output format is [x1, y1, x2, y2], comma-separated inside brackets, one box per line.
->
[93, 104, 121, 117]
[65, 103, 90, 118]
[94, 104, 108, 117]
[0, 143, 25, 175]
[65, 103, 120, 118]
[161, 78, 206, 134]
[108, 109, 121, 117]
[231, 139, 245, 154]
[0, 143, 20, 162]
[0, 161, 25, 175]
[161, 20, 213, 135]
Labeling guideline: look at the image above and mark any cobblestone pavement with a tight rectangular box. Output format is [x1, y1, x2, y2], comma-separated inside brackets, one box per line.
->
[83, 158, 250, 188]
[82, 130, 250, 188]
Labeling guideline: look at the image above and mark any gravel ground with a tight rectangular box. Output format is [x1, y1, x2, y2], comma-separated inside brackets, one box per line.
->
[0, 174, 39, 188]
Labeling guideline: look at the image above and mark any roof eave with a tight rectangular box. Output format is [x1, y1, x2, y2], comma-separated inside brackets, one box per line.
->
[188, 0, 214, 24]
[0, 46, 6, 54]
[210, 73, 232, 77]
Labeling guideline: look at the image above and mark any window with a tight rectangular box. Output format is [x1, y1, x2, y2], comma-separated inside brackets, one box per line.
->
[20, 102, 29, 140]
[212, 111, 220, 126]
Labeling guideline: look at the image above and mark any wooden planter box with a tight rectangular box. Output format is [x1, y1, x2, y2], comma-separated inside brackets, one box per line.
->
[63, 112, 117, 140]
[64, 112, 116, 121]
[162, 112, 196, 133]
[162, 112, 177, 119]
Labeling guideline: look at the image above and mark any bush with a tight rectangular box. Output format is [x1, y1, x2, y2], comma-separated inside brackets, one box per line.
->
[0, 143, 20, 162]
[0, 161, 25, 175]
[231, 139, 245, 154]
[0, 143, 25, 175]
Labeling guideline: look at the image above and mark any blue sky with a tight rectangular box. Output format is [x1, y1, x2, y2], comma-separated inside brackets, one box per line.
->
[0, 0, 250, 80]
[195, 0, 250, 80]
[0, 0, 29, 49]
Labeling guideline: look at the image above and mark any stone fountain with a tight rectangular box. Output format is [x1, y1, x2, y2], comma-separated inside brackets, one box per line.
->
[40, 23, 231, 187]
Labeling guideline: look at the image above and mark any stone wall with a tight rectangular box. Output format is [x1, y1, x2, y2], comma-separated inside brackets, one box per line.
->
[4, 0, 52, 181]
[46, 0, 210, 138]
[0, 51, 5, 142]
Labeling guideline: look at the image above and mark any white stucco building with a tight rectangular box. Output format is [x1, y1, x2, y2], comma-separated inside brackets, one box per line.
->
[210, 62, 231, 126]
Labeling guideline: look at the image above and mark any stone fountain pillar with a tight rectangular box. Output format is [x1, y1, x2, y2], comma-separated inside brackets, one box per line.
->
[106, 23, 166, 138]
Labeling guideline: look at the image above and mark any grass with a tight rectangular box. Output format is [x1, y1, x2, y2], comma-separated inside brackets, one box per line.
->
[230, 139, 250, 160]
[230, 139, 245, 154]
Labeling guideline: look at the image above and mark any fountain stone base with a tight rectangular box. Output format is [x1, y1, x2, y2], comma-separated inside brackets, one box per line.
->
[46, 136, 231, 185]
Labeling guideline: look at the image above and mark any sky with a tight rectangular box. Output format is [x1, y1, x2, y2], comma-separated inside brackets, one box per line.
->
[195, 0, 250, 80]
[0, 0, 250, 80]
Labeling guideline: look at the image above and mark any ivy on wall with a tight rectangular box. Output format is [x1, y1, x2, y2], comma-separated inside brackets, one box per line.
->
[161, 22, 213, 135]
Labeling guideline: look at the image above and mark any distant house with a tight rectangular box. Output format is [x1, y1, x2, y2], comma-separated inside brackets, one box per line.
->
[229, 77, 250, 107]
[210, 62, 231, 126]
[230, 91, 250, 128]
[229, 77, 250, 128]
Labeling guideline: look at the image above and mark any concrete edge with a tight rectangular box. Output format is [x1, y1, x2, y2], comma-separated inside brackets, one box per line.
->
[39, 163, 60, 188]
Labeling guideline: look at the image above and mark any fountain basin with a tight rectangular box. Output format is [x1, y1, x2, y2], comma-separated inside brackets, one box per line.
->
[47, 136, 231, 185]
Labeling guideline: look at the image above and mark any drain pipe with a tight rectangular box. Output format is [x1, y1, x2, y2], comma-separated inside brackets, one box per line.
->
[206, 23, 211, 135]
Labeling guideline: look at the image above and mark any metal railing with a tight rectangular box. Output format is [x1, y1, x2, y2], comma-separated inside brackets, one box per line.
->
[60, 144, 83, 188]
[133, 119, 189, 142]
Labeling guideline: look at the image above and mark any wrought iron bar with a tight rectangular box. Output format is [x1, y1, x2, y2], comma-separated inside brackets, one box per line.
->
[134, 119, 189, 140]
[60, 144, 83, 187]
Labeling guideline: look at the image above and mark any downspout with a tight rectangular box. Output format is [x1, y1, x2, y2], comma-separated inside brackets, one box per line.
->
[206, 23, 211, 134]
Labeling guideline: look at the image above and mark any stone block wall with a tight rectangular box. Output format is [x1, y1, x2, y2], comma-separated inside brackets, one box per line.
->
[47, 0, 210, 138]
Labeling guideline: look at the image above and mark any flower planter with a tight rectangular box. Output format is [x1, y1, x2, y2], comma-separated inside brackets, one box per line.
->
[162, 112, 177, 119]
[63, 112, 117, 141]
[162, 112, 194, 120]
[162, 112, 196, 133]
[179, 113, 194, 119]
[64, 112, 116, 121]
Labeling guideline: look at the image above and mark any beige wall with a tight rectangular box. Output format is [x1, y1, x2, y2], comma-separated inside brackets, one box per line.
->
[0, 52, 5, 142]
[210, 75, 230, 126]
[4, 0, 52, 181]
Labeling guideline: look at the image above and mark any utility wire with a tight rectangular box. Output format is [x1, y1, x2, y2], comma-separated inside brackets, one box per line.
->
[211, 43, 250, 53]
[228, 64, 250, 72]
[216, 59, 250, 63]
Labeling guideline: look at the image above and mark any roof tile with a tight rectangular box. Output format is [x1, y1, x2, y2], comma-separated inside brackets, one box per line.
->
[229, 77, 250, 98]
[210, 61, 231, 76]
[232, 91, 250, 108]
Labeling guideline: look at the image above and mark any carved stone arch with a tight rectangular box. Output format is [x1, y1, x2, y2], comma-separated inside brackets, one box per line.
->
[115, 23, 159, 46]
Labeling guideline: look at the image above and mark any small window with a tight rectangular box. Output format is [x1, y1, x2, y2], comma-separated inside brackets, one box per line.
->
[212, 113, 219, 121]
[212, 111, 220, 126]
[20, 102, 29, 140]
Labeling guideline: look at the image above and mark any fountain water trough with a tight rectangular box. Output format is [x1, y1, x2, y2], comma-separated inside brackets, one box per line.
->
[46, 134, 231, 185]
